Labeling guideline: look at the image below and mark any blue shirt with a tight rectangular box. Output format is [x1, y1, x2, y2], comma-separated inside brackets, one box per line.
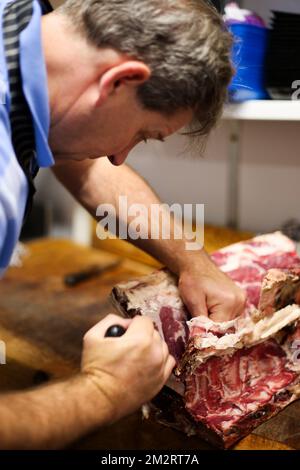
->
[0, 0, 54, 276]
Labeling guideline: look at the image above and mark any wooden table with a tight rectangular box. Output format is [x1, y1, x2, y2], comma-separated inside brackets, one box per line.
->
[0, 239, 296, 450]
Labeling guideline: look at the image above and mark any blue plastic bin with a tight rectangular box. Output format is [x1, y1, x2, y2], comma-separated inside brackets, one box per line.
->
[228, 24, 270, 102]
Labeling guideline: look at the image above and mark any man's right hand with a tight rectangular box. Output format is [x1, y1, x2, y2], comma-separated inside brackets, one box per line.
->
[81, 314, 175, 423]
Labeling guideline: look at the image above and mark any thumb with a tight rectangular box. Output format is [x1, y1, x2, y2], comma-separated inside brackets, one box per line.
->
[125, 315, 155, 338]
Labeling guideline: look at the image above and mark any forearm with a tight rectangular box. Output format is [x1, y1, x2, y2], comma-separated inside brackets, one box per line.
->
[53, 159, 246, 320]
[0, 374, 110, 450]
[53, 159, 205, 274]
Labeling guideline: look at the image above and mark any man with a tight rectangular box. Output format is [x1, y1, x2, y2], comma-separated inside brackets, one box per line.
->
[0, 0, 246, 449]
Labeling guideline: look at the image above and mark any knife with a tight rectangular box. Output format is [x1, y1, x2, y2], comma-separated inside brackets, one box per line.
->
[64, 260, 121, 287]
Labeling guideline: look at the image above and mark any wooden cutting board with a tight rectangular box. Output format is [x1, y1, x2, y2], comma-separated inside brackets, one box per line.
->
[0, 239, 297, 450]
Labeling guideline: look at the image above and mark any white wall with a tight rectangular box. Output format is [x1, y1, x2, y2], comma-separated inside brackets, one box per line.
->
[127, 119, 300, 234]
[37, 0, 300, 235]
[243, 0, 300, 24]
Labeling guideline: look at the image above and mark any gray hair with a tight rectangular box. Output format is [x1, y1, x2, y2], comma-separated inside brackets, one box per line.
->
[59, 0, 233, 136]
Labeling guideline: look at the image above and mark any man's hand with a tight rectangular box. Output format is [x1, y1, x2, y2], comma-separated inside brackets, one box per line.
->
[81, 314, 175, 423]
[0, 314, 174, 450]
[178, 251, 246, 322]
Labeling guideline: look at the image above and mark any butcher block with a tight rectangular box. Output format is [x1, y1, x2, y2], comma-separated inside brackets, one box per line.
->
[0, 238, 298, 450]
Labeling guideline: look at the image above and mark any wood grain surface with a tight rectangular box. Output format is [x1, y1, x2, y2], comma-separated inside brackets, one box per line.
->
[0, 238, 297, 450]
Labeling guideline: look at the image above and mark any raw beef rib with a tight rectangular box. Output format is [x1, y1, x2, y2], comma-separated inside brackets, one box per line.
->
[258, 267, 300, 319]
[111, 232, 300, 448]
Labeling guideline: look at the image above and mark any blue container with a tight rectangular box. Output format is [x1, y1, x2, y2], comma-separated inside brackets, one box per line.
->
[228, 24, 270, 102]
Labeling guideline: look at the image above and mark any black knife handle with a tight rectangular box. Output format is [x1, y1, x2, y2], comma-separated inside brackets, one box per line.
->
[64, 266, 102, 287]
[64, 272, 91, 287]
[64, 261, 121, 287]
[105, 325, 126, 338]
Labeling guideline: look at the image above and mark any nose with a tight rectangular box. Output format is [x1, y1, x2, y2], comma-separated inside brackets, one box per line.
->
[109, 147, 132, 166]
[114, 151, 129, 166]
[108, 137, 143, 166]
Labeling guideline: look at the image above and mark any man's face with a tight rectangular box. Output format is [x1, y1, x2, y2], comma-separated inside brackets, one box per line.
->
[49, 86, 193, 166]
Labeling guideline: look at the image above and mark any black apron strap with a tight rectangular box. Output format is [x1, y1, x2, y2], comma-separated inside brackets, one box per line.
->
[3, 0, 52, 224]
[38, 0, 53, 14]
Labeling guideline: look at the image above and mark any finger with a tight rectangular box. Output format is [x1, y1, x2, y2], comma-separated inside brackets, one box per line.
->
[210, 290, 247, 322]
[182, 291, 208, 318]
[209, 305, 235, 323]
[161, 339, 170, 363]
[86, 313, 132, 339]
[153, 329, 163, 344]
[235, 292, 247, 316]
[163, 355, 176, 382]
[152, 329, 167, 357]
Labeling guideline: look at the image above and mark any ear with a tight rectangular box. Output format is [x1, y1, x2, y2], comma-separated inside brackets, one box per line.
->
[96, 61, 151, 106]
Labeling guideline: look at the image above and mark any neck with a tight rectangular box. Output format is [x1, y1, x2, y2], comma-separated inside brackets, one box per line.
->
[41, 12, 122, 128]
